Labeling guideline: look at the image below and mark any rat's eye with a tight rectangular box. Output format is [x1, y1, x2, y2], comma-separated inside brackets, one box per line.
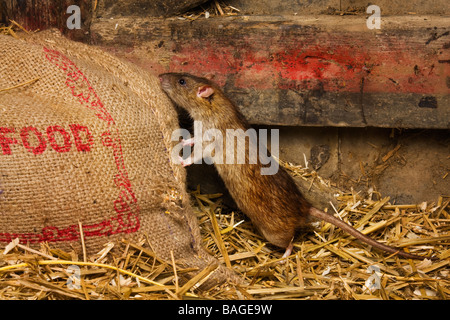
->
[178, 78, 186, 86]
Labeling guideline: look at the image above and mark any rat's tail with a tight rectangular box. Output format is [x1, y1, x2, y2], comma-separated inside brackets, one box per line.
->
[309, 207, 437, 261]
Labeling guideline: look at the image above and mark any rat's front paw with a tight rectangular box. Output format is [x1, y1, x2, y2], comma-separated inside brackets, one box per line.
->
[178, 155, 193, 167]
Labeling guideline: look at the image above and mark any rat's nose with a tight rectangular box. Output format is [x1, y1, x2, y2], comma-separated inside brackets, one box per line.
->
[158, 74, 167, 83]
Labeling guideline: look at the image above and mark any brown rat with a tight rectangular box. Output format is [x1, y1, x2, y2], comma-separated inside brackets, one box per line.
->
[159, 72, 436, 261]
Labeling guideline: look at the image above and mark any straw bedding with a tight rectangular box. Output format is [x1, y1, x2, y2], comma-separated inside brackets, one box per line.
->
[0, 159, 448, 300]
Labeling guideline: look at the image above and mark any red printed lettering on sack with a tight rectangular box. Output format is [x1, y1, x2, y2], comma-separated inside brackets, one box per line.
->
[0, 127, 18, 155]
[0, 124, 94, 155]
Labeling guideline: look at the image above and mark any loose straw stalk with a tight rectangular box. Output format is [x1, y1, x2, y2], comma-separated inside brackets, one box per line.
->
[0, 260, 164, 287]
[0, 77, 40, 93]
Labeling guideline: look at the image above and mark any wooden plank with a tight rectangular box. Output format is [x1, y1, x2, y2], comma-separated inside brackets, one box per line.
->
[91, 15, 449, 128]
[98, 0, 210, 17]
[225, 0, 450, 15]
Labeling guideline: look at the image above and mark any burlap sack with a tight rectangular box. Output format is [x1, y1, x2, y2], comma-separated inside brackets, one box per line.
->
[0, 30, 235, 287]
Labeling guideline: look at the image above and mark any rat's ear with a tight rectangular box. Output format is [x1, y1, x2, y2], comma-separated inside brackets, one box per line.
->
[197, 85, 214, 99]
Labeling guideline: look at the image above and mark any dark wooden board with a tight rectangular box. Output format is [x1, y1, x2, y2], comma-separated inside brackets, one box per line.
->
[2, 0, 92, 41]
[99, 0, 210, 17]
[90, 15, 449, 128]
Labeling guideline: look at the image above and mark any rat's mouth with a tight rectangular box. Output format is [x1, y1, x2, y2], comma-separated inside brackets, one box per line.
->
[158, 80, 171, 92]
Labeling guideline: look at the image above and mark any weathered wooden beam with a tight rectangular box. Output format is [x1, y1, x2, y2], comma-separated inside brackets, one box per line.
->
[225, 0, 450, 15]
[91, 15, 449, 129]
[99, 0, 210, 17]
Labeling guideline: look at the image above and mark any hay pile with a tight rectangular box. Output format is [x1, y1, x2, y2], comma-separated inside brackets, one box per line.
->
[1, 159, 448, 300]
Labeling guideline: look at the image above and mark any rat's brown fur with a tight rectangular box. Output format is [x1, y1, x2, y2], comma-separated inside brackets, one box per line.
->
[159, 72, 435, 260]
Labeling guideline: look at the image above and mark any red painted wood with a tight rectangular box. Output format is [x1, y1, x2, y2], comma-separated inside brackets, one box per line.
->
[166, 33, 449, 95]
[90, 16, 448, 127]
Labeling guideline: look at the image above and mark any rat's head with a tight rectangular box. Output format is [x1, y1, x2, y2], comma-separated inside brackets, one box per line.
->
[159, 73, 217, 116]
